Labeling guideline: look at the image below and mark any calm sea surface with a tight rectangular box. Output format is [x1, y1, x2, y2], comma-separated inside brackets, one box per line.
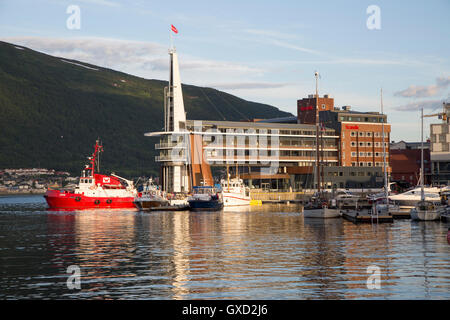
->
[0, 195, 449, 300]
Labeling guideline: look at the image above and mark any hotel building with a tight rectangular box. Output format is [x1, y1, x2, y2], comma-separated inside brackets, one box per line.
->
[146, 49, 391, 192]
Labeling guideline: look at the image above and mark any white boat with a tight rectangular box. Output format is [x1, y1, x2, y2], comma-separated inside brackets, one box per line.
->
[410, 201, 443, 221]
[220, 178, 250, 206]
[389, 187, 442, 207]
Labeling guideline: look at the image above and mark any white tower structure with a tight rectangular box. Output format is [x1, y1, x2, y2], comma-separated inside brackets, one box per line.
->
[165, 49, 186, 132]
[147, 48, 190, 193]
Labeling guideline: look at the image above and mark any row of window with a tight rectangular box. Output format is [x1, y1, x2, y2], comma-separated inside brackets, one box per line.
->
[350, 141, 388, 147]
[351, 162, 386, 167]
[350, 131, 386, 137]
[350, 151, 388, 158]
[341, 116, 385, 123]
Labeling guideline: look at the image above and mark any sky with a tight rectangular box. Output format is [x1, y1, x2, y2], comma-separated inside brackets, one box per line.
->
[0, 0, 449, 141]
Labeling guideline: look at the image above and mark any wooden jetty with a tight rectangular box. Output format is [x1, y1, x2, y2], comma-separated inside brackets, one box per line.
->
[342, 209, 394, 224]
[391, 210, 411, 219]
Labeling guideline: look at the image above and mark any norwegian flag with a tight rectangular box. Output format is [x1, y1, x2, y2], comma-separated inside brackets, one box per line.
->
[171, 24, 178, 34]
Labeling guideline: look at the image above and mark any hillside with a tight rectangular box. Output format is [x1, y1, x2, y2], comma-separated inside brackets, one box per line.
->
[0, 41, 292, 177]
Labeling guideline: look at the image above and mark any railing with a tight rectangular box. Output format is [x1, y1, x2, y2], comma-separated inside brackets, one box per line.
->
[155, 143, 187, 149]
[155, 155, 188, 162]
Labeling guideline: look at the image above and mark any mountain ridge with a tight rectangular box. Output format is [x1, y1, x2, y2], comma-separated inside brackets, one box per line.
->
[0, 41, 292, 176]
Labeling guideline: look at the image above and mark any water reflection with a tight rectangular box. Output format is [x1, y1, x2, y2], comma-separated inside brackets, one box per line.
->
[0, 196, 449, 299]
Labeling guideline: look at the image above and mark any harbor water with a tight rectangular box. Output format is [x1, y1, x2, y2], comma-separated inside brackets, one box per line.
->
[0, 195, 449, 299]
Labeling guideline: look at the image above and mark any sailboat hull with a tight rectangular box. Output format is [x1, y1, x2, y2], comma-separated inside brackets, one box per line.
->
[303, 207, 341, 218]
[410, 208, 442, 221]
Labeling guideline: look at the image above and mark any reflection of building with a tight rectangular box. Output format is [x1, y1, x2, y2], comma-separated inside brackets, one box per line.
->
[429, 103, 450, 185]
[146, 48, 392, 192]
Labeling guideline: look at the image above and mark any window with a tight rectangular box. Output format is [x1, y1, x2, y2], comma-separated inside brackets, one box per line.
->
[367, 142, 372, 147]
[359, 132, 365, 137]
[351, 162, 356, 167]
[322, 104, 326, 109]
[367, 152, 372, 157]
[359, 162, 364, 167]
[351, 142, 356, 147]
[367, 132, 372, 137]
[359, 152, 365, 157]
[367, 162, 372, 167]
[358, 171, 365, 176]
[351, 131, 356, 137]
[351, 152, 357, 157]
[375, 152, 380, 157]
[359, 142, 364, 147]
[375, 142, 380, 147]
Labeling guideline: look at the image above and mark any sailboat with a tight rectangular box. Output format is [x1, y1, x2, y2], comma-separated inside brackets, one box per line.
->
[373, 88, 398, 215]
[303, 72, 340, 219]
[410, 108, 444, 221]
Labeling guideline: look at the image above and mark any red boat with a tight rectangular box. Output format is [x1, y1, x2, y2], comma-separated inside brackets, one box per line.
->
[44, 140, 138, 209]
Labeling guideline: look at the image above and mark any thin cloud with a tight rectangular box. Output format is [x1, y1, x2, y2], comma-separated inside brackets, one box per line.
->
[1, 36, 264, 79]
[77, 0, 121, 7]
[210, 82, 289, 90]
[394, 76, 450, 98]
[394, 97, 449, 112]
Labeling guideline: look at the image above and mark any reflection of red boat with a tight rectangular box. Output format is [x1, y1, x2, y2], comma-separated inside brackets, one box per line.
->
[44, 140, 137, 209]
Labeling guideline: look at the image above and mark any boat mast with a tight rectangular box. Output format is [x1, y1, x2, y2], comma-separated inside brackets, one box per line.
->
[381, 89, 388, 203]
[420, 108, 425, 202]
[315, 71, 320, 194]
[226, 164, 230, 192]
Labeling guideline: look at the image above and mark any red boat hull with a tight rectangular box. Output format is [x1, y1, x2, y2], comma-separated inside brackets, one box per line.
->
[44, 189, 136, 210]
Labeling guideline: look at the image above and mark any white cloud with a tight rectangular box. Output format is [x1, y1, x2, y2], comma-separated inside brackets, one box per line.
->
[209, 82, 289, 90]
[1, 36, 264, 80]
[394, 97, 449, 112]
[77, 0, 121, 7]
[394, 76, 450, 98]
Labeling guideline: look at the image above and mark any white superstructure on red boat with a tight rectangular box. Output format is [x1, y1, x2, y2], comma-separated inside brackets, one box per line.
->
[44, 140, 137, 209]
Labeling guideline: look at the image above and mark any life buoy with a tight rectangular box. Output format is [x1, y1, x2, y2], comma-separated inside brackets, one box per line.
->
[106, 199, 112, 204]
[151, 191, 156, 196]
[94, 200, 100, 205]
[75, 197, 81, 202]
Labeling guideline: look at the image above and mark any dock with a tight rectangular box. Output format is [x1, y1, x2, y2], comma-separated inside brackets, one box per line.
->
[391, 210, 411, 219]
[342, 209, 394, 224]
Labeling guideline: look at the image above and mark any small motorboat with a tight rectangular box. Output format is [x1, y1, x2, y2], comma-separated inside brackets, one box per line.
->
[188, 186, 223, 211]
[134, 178, 169, 210]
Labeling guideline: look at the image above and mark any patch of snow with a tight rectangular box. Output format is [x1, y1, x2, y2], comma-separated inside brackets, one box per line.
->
[60, 59, 99, 71]
[14, 46, 24, 50]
